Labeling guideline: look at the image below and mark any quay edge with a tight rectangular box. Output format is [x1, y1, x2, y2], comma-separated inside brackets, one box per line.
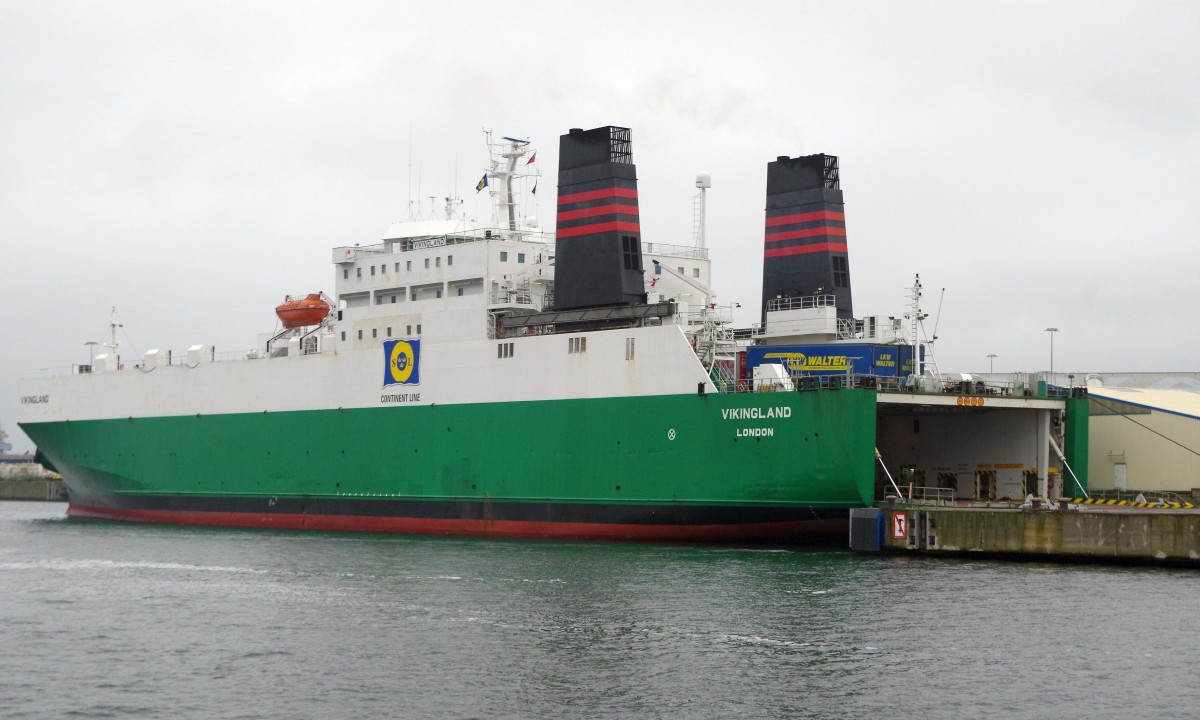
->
[851, 505, 1200, 566]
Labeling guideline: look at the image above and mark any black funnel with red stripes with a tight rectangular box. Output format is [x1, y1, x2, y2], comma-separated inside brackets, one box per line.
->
[553, 126, 647, 310]
[761, 154, 853, 322]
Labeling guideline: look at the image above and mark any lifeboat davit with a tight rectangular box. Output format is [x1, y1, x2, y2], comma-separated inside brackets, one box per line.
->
[275, 293, 331, 329]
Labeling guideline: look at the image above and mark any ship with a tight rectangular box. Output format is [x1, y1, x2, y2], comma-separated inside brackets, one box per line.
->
[16, 125, 932, 543]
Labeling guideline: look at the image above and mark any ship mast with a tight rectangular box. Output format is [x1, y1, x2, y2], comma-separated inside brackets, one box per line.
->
[906, 276, 925, 377]
[483, 130, 537, 233]
[694, 172, 711, 250]
[105, 306, 123, 357]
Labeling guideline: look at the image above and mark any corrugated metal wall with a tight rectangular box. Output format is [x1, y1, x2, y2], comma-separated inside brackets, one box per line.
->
[1088, 407, 1200, 493]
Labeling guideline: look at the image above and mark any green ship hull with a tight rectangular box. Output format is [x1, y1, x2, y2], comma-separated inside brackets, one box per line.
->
[22, 389, 878, 543]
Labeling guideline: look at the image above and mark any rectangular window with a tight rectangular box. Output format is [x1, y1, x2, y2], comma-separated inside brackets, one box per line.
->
[424, 258, 430, 269]
[375, 295, 382, 305]
[693, 268, 700, 278]
[457, 287, 464, 296]
[436, 257, 441, 268]
[416, 324, 422, 334]
[395, 262, 400, 272]
[357, 268, 362, 278]
[387, 327, 392, 337]
[411, 292, 417, 301]
[357, 330, 363, 340]
[497, 342, 514, 359]
[568, 336, 588, 354]
[343, 269, 349, 279]
[832, 256, 849, 288]
[435, 289, 442, 298]
[500, 251, 508, 261]
[371, 266, 376, 276]
[340, 331, 346, 341]
[382, 264, 387, 274]
[371, 328, 377, 338]
[391, 295, 397, 303]
[626, 337, 635, 360]
[406, 260, 412, 271]
[620, 235, 641, 271]
[448, 255, 453, 266]
[517, 253, 525, 263]
[677, 267, 684, 275]
[406, 325, 411, 335]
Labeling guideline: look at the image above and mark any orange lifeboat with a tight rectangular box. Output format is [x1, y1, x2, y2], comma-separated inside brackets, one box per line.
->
[275, 293, 331, 329]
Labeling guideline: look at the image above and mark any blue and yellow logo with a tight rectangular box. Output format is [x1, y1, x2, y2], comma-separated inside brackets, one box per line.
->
[762, 351, 849, 372]
[383, 339, 421, 386]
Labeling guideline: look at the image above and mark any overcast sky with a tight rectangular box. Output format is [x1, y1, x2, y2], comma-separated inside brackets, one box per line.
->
[3, 1, 1198, 451]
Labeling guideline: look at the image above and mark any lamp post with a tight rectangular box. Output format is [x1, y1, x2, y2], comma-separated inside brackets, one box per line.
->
[85, 341, 99, 364]
[1044, 328, 1059, 381]
[987, 354, 997, 373]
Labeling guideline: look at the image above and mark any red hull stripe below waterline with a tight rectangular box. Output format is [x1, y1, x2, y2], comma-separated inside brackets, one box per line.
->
[67, 505, 846, 543]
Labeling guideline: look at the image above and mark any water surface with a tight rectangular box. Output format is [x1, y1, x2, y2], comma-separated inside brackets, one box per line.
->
[1, 501, 1195, 719]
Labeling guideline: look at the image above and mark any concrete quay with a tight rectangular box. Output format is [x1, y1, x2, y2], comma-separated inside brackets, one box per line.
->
[850, 504, 1200, 566]
[0, 479, 67, 501]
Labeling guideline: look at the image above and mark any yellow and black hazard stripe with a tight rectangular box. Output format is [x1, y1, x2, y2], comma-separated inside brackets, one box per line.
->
[1071, 498, 1195, 509]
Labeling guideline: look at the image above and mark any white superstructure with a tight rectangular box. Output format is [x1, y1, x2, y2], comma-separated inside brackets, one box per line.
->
[18, 133, 737, 425]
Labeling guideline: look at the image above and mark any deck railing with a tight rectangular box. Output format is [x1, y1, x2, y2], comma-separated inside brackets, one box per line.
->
[712, 371, 1088, 399]
[1083, 488, 1192, 504]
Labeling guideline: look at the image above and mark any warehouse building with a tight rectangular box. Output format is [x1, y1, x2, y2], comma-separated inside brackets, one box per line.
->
[1087, 385, 1200, 496]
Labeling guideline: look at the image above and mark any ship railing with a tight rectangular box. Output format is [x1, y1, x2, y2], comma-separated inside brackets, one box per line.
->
[488, 290, 548, 307]
[836, 318, 860, 340]
[394, 229, 555, 251]
[870, 375, 1087, 399]
[641, 242, 709, 261]
[714, 373, 890, 394]
[140, 349, 260, 367]
[764, 294, 837, 312]
[903, 486, 956, 505]
[714, 372, 1079, 396]
[680, 306, 736, 326]
[1083, 488, 1192, 505]
[491, 324, 559, 340]
[339, 229, 557, 259]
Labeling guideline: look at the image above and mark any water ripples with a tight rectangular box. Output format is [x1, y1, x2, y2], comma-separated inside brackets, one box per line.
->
[2, 502, 1199, 719]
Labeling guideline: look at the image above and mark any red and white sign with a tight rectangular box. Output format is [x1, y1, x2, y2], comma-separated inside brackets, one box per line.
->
[892, 512, 908, 539]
